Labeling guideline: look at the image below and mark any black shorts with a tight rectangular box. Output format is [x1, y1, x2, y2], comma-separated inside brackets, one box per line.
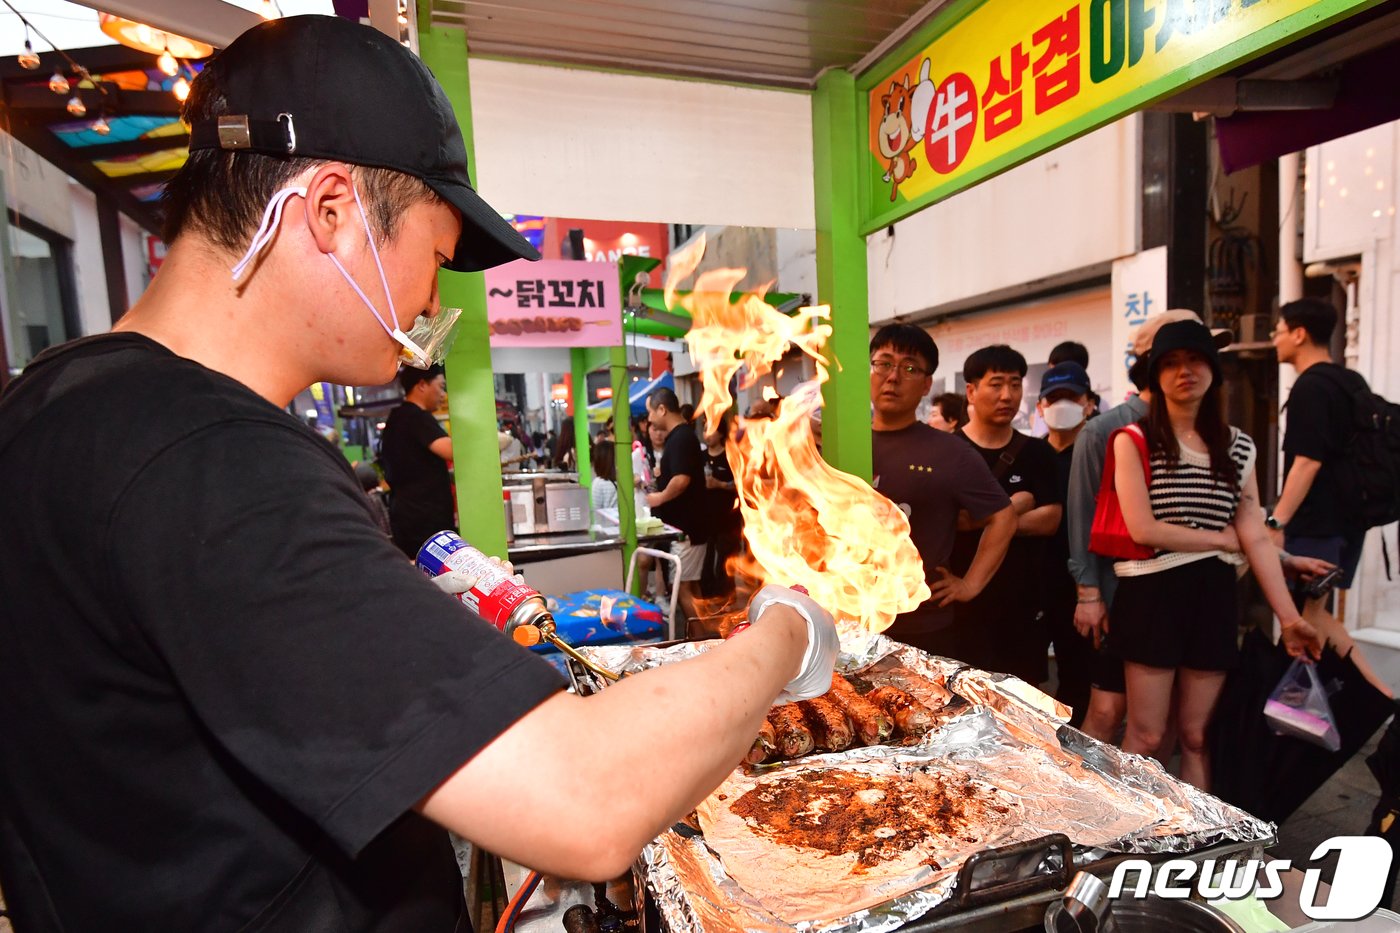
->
[1091, 643, 1125, 693]
[1110, 558, 1239, 672]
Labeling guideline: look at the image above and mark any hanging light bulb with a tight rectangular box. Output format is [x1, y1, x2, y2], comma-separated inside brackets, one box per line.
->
[258, 0, 278, 19]
[92, 113, 112, 136]
[18, 37, 41, 70]
[157, 43, 178, 77]
[66, 94, 86, 117]
[48, 70, 70, 95]
[172, 75, 190, 103]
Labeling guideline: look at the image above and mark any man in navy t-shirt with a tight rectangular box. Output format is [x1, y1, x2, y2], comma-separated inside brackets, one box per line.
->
[869, 324, 1015, 659]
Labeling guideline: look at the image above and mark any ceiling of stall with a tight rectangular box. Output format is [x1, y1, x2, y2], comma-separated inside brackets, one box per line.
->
[426, 0, 953, 89]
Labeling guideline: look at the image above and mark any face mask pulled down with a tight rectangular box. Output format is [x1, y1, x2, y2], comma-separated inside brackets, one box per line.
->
[230, 184, 461, 369]
[1043, 398, 1087, 431]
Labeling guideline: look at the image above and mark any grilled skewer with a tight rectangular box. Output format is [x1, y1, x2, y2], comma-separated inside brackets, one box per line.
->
[827, 673, 894, 744]
[798, 695, 855, 751]
[746, 719, 777, 764]
[767, 704, 815, 759]
[866, 685, 937, 738]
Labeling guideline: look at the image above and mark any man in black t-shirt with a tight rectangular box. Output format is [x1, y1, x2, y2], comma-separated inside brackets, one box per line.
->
[869, 325, 1015, 659]
[645, 386, 711, 628]
[380, 364, 455, 556]
[951, 345, 1063, 684]
[1269, 299, 1362, 581]
[0, 17, 840, 932]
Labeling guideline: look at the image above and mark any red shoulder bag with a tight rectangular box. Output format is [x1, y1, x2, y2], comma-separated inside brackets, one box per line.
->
[1088, 424, 1155, 561]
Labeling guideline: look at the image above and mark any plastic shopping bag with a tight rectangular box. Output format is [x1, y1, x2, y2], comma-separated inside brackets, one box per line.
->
[1264, 659, 1342, 752]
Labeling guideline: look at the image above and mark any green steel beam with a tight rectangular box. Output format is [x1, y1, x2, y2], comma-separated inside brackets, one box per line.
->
[610, 345, 637, 575]
[811, 70, 872, 482]
[571, 347, 592, 489]
[418, 7, 508, 558]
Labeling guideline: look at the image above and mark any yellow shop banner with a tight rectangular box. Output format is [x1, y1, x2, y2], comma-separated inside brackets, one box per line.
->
[861, 0, 1376, 232]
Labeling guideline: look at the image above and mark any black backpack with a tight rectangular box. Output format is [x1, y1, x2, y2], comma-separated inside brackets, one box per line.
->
[1310, 367, 1400, 574]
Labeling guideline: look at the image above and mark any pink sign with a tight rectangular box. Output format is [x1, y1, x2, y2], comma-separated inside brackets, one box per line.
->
[483, 259, 622, 347]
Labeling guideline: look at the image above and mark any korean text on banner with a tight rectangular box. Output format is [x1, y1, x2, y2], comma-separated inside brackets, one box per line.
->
[1109, 246, 1166, 406]
[483, 259, 623, 348]
[860, 0, 1378, 233]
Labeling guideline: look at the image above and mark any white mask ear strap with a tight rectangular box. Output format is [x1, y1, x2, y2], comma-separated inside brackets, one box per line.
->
[348, 184, 398, 325]
[230, 186, 307, 281]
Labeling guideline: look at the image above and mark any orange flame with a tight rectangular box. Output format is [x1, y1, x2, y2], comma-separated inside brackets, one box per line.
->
[671, 234, 929, 642]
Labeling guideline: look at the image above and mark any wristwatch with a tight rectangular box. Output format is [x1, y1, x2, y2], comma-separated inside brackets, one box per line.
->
[1265, 513, 1285, 531]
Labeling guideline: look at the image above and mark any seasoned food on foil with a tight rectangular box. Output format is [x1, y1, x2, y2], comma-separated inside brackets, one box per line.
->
[827, 672, 894, 744]
[697, 761, 1022, 923]
[865, 685, 936, 738]
[799, 695, 854, 751]
[766, 704, 814, 759]
[751, 672, 950, 764]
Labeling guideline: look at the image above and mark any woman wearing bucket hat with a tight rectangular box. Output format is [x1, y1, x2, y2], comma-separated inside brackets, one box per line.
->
[1109, 319, 1321, 791]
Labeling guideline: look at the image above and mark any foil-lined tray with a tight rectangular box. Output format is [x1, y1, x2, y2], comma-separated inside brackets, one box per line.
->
[574, 637, 1275, 933]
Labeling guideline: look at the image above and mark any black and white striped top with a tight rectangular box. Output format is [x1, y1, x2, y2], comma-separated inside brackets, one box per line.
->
[1115, 426, 1257, 577]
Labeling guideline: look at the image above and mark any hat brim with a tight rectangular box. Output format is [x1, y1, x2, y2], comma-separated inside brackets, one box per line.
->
[1040, 383, 1091, 400]
[427, 177, 540, 272]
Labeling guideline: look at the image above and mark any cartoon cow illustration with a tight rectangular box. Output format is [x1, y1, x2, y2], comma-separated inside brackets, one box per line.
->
[878, 73, 919, 202]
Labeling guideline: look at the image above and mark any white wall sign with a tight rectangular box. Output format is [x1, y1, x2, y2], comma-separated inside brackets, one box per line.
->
[1109, 246, 1167, 406]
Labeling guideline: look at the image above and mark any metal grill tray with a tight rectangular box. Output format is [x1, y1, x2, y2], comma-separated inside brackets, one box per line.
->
[571, 637, 1275, 933]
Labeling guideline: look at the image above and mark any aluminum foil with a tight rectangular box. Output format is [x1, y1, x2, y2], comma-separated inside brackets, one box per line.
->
[574, 637, 1275, 933]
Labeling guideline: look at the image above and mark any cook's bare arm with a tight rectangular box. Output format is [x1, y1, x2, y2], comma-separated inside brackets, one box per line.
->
[418, 605, 808, 880]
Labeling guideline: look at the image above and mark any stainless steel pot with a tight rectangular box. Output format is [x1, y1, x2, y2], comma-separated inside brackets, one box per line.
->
[1104, 898, 1246, 932]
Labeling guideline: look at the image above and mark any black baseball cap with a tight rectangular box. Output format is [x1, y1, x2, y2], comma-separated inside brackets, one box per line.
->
[1039, 361, 1091, 400]
[186, 15, 539, 273]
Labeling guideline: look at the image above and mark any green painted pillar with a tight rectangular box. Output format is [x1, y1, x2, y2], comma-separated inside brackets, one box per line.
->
[571, 347, 592, 489]
[417, 6, 507, 558]
[610, 346, 637, 573]
[812, 70, 872, 482]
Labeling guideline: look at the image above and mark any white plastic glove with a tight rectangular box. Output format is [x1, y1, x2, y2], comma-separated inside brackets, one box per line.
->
[431, 569, 479, 595]
[748, 584, 839, 705]
[909, 58, 936, 143]
[430, 559, 519, 596]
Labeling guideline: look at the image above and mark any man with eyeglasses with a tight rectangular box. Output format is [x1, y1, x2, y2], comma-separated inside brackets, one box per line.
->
[869, 324, 1016, 659]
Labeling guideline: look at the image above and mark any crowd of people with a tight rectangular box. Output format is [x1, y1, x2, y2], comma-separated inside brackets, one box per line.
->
[862, 302, 1396, 793]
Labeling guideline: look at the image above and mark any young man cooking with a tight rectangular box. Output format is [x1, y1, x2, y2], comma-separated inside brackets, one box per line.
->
[950, 345, 1063, 685]
[869, 324, 1016, 660]
[0, 17, 838, 930]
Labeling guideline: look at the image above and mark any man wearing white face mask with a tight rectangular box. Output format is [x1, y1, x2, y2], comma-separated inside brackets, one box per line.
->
[0, 16, 838, 932]
[1036, 362, 1097, 725]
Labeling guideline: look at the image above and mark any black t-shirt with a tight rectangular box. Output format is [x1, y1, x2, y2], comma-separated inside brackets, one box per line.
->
[1284, 363, 1355, 537]
[654, 421, 709, 539]
[0, 334, 564, 932]
[872, 423, 1010, 634]
[1044, 442, 1077, 605]
[949, 430, 1062, 623]
[705, 448, 741, 535]
[379, 401, 453, 555]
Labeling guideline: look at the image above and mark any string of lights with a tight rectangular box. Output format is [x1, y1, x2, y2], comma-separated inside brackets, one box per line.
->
[1, 0, 217, 133]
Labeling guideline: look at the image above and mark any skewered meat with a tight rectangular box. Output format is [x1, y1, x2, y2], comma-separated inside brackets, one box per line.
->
[797, 696, 854, 751]
[766, 704, 814, 759]
[827, 673, 894, 744]
[747, 719, 777, 764]
[490, 315, 587, 336]
[866, 685, 937, 738]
